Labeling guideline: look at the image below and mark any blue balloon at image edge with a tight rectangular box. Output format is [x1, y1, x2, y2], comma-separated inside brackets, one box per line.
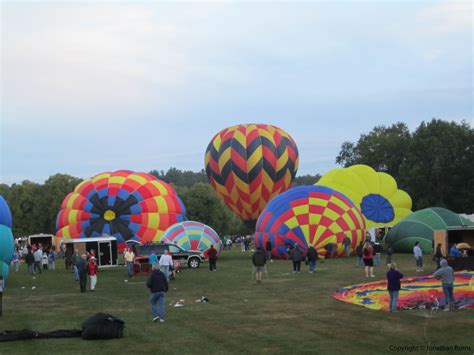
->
[0, 261, 9, 280]
[0, 196, 13, 228]
[0, 224, 14, 264]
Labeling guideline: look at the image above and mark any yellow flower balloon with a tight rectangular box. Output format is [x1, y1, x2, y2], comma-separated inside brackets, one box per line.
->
[316, 164, 412, 228]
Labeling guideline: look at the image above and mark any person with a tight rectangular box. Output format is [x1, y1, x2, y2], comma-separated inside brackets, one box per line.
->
[449, 244, 461, 257]
[65, 246, 72, 270]
[362, 241, 375, 277]
[265, 239, 273, 263]
[124, 248, 135, 277]
[373, 242, 383, 266]
[149, 250, 159, 268]
[325, 243, 337, 259]
[25, 249, 35, 275]
[289, 244, 303, 273]
[11, 248, 20, 272]
[433, 259, 455, 311]
[252, 248, 267, 283]
[87, 257, 98, 291]
[207, 245, 218, 272]
[413, 241, 423, 272]
[72, 249, 80, 281]
[355, 241, 364, 267]
[77, 254, 88, 293]
[146, 263, 169, 322]
[33, 247, 43, 274]
[434, 243, 443, 269]
[342, 237, 351, 257]
[386, 243, 393, 265]
[306, 246, 319, 273]
[386, 262, 403, 312]
[159, 250, 173, 281]
[48, 248, 56, 271]
[42, 250, 49, 270]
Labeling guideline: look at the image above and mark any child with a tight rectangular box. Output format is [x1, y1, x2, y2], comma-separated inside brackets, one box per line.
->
[48, 248, 56, 271]
[87, 257, 99, 291]
[42, 251, 49, 270]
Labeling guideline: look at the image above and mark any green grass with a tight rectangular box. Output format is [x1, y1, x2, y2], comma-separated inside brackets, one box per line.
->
[1, 250, 473, 354]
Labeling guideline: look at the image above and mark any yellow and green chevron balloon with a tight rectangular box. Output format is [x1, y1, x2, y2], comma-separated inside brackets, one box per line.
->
[205, 124, 299, 222]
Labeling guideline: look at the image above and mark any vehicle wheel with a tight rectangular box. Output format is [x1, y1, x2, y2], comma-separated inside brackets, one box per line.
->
[188, 257, 200, 268]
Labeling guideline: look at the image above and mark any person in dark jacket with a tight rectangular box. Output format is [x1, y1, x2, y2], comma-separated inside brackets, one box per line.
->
[265, 240, 273, 263]
[25, 250, 35, 275]
[252, 248, 267, 283]
[385, 243, 393, 265]
[207, 245, 218, 272]
[77, 254, 88, 293]
[386, 262, 403, 312]
[325, 243, 337, 259]
[289, 244, 303, 273]
[434, 243, 444, 269]
[146, 264, 169, 322]
[306, 246, 319, 273]
[342, 237, 351, 257]
[355, 242, 364, 267]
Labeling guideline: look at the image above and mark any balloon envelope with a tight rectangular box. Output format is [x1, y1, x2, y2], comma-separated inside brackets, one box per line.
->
[161, 221, 223, 254]
[205, 124, 299, 222]
[56, 171, 187, 248]
[255, 185, 366, 258]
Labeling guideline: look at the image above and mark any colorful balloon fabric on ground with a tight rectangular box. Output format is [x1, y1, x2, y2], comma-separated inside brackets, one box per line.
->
[205, 124, 299, 222]
[161, 221, 223, 255]
[255, 186, 366, 258]
[0, 195, 13, 280]
[333, 271, 474, 311]
[316, 165, 412, 228]
[56, 171, 187, 248]
[385, 207, 474, 253]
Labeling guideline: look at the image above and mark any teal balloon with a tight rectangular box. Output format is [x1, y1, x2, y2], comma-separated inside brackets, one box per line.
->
[0, 224, 14, 263]
[0, 261, 9, 280]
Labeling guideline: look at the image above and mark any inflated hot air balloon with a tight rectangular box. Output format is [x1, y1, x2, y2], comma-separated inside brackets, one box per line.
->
[205, 124, 299, 224]
[161, 221, 223, 255]
[255, 185, 366, 258]
[56, 171, 187, 249]
[316, 165, 412, 228]
[0, 195, 14, 280]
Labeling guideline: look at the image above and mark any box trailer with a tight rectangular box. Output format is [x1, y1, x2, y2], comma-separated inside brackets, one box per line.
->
[433, 227, 474, 271]
[64, 237, 118, 268]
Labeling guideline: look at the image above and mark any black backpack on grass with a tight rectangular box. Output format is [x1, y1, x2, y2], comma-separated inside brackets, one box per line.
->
[81, 313, 125, 340]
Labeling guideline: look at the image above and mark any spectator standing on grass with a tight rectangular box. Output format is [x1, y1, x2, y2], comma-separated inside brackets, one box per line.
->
[386, 243, 393, 265]
[33, 247, 43, 274]
[149, 250, 158, 268]
[124, 248, 135, 278]
[72, 249, 80, 281]
[413, 242, 424, 272]
[325, 243, 337, 259]
[433, 259, 455, 311]
[11, 248, 20, 272]
[88, 257, 98, 291]
[343, 237, 351, 257]
[434, 243, 444, 269]
[252, 248, 267, 284]
[362, 241, 375, 278]
[42, 250, 48, 270]
[289, 244, 303, 274]
[355, 241, 364, 267]
[159, 251, 173, 281]
[207, 245, 218, 272]
[306, 246, 319, 273]
[25, 249, 34, 274]
[386, 262, 403, 312]
[265, 240, 273, 263]
[77, 254, 88, 293]
[48, 248, 56, 271]
[373, 242, 383, 266]
[146, 263, 168, 322]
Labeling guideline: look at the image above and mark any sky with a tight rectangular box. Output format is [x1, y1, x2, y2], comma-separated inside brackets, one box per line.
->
[1, 0, 472, 185]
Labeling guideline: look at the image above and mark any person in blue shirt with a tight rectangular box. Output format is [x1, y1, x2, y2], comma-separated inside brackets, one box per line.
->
[149, 251, 159, 268]
[449, 244, 461, 257]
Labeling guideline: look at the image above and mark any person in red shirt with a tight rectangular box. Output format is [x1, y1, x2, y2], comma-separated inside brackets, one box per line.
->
[87, 257, 99, 291]
[362, 241, 375, 278]
[207, 245, 218, 272]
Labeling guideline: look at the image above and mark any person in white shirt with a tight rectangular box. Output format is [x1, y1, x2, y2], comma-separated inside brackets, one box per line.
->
[413, 241, 423, 272]
[159, 251, 173, 282]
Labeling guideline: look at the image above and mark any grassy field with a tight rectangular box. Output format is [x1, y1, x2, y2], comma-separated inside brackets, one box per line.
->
[1, 249, 473, 354]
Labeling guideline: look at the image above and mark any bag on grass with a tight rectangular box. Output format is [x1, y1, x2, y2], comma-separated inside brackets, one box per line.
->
[81, 313, 125, 340]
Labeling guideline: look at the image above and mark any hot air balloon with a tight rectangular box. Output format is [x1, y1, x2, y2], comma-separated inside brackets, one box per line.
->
[56, 171, 187, 249]
[205, 124, 299, 224]
[161, 221, 223, 255]
[255, 185, 366, 258]
[0, 195, 14, 280]
[316, 165, 412, 228]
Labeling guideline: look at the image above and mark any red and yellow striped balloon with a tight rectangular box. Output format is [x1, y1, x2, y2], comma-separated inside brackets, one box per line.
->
[205, 124, 299, 222]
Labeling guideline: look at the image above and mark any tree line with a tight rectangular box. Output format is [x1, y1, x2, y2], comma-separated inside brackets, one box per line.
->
[1, 118, 471, 237]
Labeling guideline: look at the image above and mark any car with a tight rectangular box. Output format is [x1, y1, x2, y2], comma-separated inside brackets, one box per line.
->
[135, 242, 204, 269]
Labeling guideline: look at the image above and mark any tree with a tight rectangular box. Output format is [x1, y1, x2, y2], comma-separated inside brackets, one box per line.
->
[293, 174, 321, 186]
[336, 122, 411, 178]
